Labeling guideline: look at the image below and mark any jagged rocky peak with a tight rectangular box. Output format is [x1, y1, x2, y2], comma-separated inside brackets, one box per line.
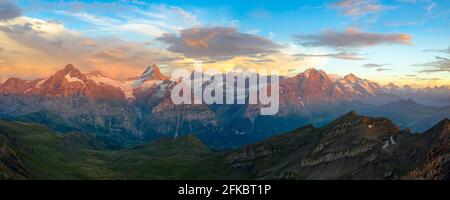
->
[300, 68, 328, 78]
[2, 78, 29, 86]
[346, 110, 358, 117]
[328, 111, 400, 134]
[139, 64, 168, 81]
[343, 73, 361, 83]
[53, 64, 86, 81]
[386, 82, 399, 89]
[337, 110, 359, 121]
[61, 64, 81, 74]
[439, 118, 449, 132]
[0, 77, 32, 93]
[427, 118, 450, 135]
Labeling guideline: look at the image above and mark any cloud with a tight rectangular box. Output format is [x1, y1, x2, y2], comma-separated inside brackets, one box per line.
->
[158, 26, 282, 59]
[0, 0, 21, 20]
[385, 20, 426, 27]
[89, 46, 145, 62]
[363, 63, 390, 68]
[245, 58, 275, 64]
[0, 16, 182, 79]
[423, 47, 450, 54]
[248, 8, 272, 19]
[419, 47, 450, 73]
[55, 3, 199, 38]
[362, 63, 392, 72]
[376, 68, 392, 71]
[295, 51, 365, 60]
[419, 56, 450, 73]
[415, 77, 441, 81]
[331, 0, 395, 16]
[295, 27, 412, 49]
[137, 4, 199, 29]
[425, 2, 437, 12]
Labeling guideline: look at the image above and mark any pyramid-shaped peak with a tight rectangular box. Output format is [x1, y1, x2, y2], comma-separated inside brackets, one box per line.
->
[139, 64, 168, 80]
[386, 82, 399, 89]
[63, 64, 77, 71]
[60, 64, 82, 75]
[304, 68, 321, 74]
[343, 73, 361, 83]
[305, 68, 319, 72]
[345, 111, 358, 117]
[64, 64, 75, 69]
[298, 68, 328, 78]
[327, 111, 361, 127]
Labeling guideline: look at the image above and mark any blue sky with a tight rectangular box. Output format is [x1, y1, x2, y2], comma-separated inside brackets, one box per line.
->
[0, 0, 449, 86]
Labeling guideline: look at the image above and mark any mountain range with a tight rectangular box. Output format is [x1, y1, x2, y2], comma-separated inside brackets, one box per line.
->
[0, 112, 448, 180]
[0, 64, 449, 147]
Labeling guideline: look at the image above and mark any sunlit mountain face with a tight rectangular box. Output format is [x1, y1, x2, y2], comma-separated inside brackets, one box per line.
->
[0, 0, 449, 87]
[0, 1, 449, 181]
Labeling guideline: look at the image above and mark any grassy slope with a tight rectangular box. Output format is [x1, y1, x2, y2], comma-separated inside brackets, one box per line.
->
[0, 120, 235, 180]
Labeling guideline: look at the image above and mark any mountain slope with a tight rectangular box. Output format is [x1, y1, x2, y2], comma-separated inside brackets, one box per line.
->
[226, 111, 438, 179]
[0, 113, 448, 180]
[0, 65, 449, 148]
[409, 119, 449, 180]
[360, 99, 450, 132]
[0, 120, 230, 179]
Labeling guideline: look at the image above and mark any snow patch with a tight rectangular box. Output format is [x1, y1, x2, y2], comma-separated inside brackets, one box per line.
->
[36, 77, 48, 87]
[88, 74, 135, 99]
[64, 74, 84, 84]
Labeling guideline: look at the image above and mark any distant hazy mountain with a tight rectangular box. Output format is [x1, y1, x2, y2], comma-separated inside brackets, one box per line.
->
[1, 112, 448, 180]
[359, 99, 450, 132]
[381, 84, 450, 107]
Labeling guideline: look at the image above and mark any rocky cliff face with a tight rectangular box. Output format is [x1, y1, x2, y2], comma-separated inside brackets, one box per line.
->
[226, 111, 437, 179]
[409, 119, 449, 180]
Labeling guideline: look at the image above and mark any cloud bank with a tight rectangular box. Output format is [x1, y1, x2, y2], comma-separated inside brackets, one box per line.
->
[158, 26, 283, 60]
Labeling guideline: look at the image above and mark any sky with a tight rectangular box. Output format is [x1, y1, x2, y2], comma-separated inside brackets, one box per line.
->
[0, 0, 449, 87]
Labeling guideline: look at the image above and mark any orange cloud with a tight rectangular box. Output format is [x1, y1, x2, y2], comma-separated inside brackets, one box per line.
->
[0, 16, 184, 80]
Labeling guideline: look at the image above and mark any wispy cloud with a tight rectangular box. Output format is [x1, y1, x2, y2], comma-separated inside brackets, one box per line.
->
[362, 63, 392, 71]
[295, 51, 365, 60]
[248, 8, 272, 19]
[419, 56, 450, 73]
[419, 47, 450, 73]
[363, 63, 391, 68]
[331, 0, 395, 16]
[55, 3, 199, 37]
[295, 27, 412, 49]
[426, 2, 437, 13]
[376, 68, 392, 71]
